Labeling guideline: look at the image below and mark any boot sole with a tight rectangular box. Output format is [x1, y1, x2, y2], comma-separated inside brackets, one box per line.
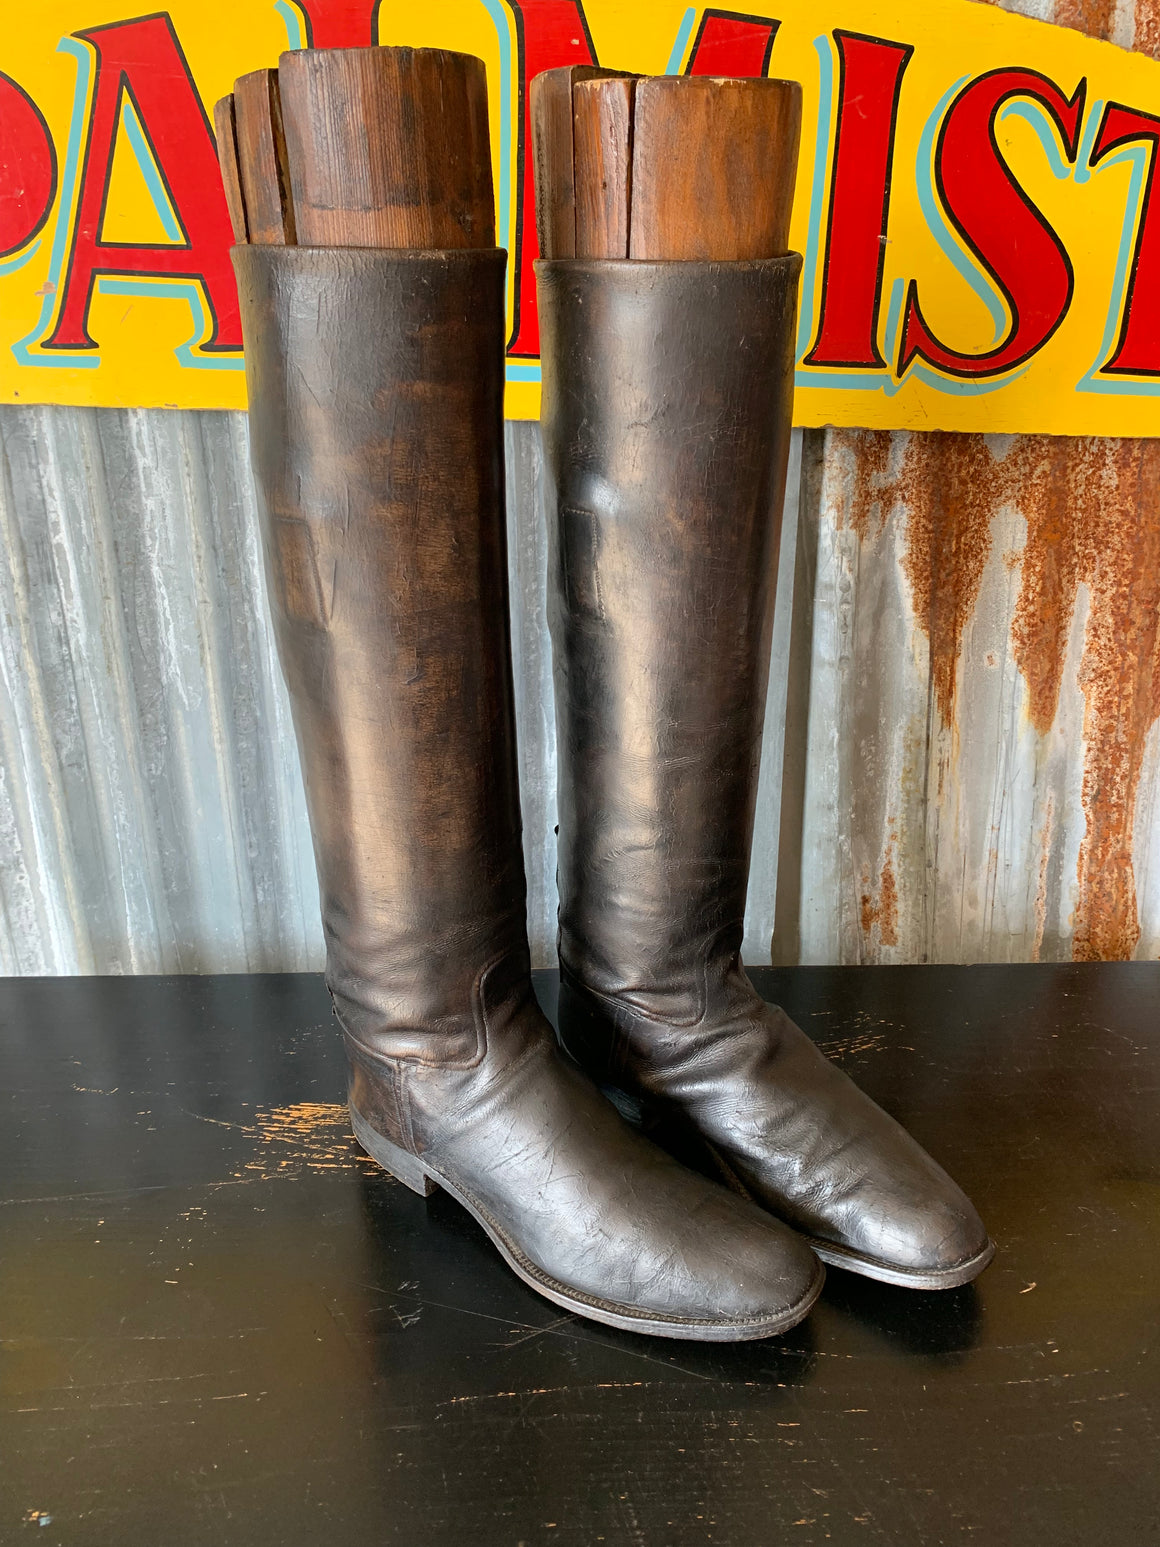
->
[802, 1233, 996, 1290]
[348, 1105, 824, 1342]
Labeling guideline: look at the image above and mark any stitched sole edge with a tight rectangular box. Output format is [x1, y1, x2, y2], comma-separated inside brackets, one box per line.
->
[804, 1233, 996, 1290]
[349, 1105, 824, 1342]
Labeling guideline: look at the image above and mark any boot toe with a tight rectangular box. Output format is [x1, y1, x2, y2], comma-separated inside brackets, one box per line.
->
[664, 1193, 824, 1334]
[715, 1007, 996, 1292]
[810, 1179, 993, 1290]
[509, 1162, 827, 1340]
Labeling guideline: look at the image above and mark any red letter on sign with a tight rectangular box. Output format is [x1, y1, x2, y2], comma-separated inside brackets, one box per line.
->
[803, 33, 912, 370]
[685, 10, 780, 78]
[294, 0, 375, 47]
[0, 72, 57, 258]
[44, 14, 240, 353]
[899, 69, 1085, 378]
[1089, 102, 1160, 376]
[504, 0, 597, 358]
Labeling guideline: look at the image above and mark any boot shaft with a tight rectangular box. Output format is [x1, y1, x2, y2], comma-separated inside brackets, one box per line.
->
[538, 256, 801, 1009]
[236, 245, 529, 1060]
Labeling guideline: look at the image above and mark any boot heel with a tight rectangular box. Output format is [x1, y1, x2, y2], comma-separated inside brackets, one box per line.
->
[349, 1106, 438, 1198]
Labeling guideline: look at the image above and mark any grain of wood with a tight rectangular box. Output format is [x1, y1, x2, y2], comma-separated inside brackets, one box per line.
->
[572, 77, 635, 259]
[233, 69, 296, 246]
[629, 77, 801, 260]
[213, 95, 248, 244]
[277, 46, 495, 248]
[530, 65, 632, 259]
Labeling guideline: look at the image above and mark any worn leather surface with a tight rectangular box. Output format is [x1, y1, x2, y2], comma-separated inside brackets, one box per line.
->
[538, 256, 991, 1283]
[233, 244, 822, 1333]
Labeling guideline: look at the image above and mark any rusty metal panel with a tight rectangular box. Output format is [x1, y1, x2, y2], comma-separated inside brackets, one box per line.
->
[784, 429, 1160, 963]
[775, 0, 1160, 968]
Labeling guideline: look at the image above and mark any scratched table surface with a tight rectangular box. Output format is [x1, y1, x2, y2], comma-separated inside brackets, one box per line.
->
[1, 965, 1157, 1546]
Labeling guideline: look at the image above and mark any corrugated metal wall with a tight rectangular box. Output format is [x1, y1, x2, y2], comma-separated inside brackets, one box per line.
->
[775, 0, 1160, 968]
[771, 0, 1160, 970]
[2, 0, 1158, 976]
[0, 406, 318, 974]
[781, 427, 1160, 966]
[0, 407, 799, 973]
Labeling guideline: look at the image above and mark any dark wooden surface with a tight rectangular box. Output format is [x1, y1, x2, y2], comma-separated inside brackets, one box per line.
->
[2, 964, 1157, 1545]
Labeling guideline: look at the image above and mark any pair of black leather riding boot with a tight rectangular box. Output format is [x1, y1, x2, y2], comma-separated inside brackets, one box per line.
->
[233, 239, 991, 1342]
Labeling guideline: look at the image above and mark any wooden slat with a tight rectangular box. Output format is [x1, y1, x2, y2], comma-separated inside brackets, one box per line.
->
[530, 65, 631, 260]
[213, 95, 248, 244]
[277, 46, 495, 249]
[572, 77, 635, 260]
[233, 69, 296, 246]
[629, 77, 801, 260]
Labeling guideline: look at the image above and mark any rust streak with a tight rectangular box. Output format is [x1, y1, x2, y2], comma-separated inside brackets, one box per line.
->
[1008, 437, 1080, 733]
[833, 428, 894, 541]
[859, 832, 899, 950]
[1054, 0, 1117, 38]
[878, 844, 899, 947]
[859, 876, 875, 941]
[1136, 0, 1160, 58]
[1071, 443, 1160, 960]
[837, 430, 1009, 726]
[897, 434, 1011, 726]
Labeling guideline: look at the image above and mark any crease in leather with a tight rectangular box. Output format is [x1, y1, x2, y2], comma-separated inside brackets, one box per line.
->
[558, 944, 709, 1029]
[345, 950, 542, 1151]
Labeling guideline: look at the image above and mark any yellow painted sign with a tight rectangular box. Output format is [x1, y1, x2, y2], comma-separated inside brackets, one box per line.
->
[4, 1, 1160, 434]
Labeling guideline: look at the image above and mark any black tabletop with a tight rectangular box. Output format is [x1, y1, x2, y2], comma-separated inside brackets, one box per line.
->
[1, 964, 1157, 1546]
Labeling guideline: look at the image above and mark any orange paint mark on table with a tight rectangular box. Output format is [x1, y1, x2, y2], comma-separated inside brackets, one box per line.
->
[239, 1102, 380, 1179]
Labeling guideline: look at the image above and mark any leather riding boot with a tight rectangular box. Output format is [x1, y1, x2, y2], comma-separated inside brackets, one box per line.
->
[538, 256, 994, 1290]
[232, 243, 824, 1338]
